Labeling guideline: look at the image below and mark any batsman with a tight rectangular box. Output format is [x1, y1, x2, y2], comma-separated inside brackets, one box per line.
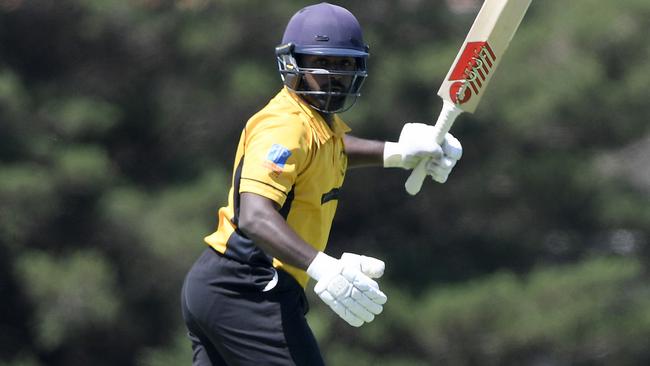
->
[180, 3, 462, 365]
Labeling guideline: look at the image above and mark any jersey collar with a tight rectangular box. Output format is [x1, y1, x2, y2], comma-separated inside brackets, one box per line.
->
[282, 87, 351, 145]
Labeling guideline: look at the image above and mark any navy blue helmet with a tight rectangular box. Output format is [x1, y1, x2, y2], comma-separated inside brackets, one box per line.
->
[276, 3, 369, 113]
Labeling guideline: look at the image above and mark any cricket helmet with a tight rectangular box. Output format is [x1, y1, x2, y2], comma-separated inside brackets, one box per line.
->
[276, 2, 369, 113]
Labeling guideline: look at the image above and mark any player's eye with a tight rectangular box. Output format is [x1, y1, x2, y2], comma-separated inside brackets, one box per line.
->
[339, 58, 357, 71]
[314, 58, 330, 68]
[300, 57, 357, 71]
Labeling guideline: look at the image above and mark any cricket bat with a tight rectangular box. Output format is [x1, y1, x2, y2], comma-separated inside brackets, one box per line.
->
[405, 0, 532, 195]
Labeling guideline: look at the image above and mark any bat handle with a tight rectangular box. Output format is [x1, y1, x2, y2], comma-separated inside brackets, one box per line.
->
[404, 100, 463, 195]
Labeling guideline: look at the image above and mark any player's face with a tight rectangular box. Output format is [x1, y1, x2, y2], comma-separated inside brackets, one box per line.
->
[298, 55, 357, 91]
[299, 54, 357, 76]
[296, 55, 359, 112]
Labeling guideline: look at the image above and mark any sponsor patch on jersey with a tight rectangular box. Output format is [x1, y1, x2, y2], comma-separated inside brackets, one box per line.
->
[263, 144, 292, 176]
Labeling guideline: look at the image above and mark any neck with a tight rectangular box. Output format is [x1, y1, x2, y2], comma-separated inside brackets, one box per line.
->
[293, 92, 336, 126]
[320, 112, 335, 127]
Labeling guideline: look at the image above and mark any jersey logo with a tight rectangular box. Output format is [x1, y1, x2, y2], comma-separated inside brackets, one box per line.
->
[267, 144, 292, 167]
[263, 144, 292, 176]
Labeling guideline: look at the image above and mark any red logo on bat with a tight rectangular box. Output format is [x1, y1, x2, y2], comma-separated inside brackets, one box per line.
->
[448, 41, 496, 105]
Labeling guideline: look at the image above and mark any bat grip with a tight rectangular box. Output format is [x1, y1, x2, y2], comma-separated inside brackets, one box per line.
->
[404, 100, 462, 195]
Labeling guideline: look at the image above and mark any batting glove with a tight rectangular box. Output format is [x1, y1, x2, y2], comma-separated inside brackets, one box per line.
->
[340, 252, 385, 279]
[426, 133, 462, 183]
[384, 123, 462, 182]
[307, 252, 388, 327]
[383, 123, 443, 169]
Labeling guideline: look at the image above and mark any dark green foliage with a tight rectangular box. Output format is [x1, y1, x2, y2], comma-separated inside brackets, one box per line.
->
[1, 0, 648, 365]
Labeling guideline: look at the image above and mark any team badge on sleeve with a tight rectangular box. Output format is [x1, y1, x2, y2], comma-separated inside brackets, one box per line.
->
[263, 144, 292, 176]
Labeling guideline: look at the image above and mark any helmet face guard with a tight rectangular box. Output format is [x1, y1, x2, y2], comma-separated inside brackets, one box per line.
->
[276, 44, 368, 114]
[277, 3, 370, 114]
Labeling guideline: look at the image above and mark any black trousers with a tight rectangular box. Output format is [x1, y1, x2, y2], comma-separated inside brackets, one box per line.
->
[180, 248, 325, 366]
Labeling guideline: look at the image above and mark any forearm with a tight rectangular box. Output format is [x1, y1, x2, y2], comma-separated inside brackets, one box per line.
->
[239, 192, 318, 270]
[343, 134, 385, 168]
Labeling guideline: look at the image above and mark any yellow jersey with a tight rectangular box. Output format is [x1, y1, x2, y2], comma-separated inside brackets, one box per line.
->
[204, 87, 350, 288]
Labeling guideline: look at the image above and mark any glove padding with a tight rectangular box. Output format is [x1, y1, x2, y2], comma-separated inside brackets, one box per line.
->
[427, 132, 462, 183]
[340, 252, 385, 279]
[384, 123, 443, 169]
[384, 123, 462, 183]
[307, 252, 387, 327]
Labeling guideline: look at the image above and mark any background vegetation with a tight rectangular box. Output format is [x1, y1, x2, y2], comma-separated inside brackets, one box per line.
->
[1, 0, 649, 365]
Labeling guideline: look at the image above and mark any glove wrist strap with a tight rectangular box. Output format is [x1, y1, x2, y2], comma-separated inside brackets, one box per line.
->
[383, 141, 403, 168]
[306, 252, 339, 281]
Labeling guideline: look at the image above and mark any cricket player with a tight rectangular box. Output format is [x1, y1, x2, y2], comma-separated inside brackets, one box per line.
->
[180, 3, 462, 365]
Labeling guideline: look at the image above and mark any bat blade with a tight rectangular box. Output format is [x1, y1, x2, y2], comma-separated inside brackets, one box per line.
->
[439, 0, 532, 113]
[405, 0, 531, 195]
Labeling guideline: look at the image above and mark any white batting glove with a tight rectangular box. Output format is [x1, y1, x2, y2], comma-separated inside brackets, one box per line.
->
[383, 123, 443, 169]
[307, 252, 388, 327]
[340, 252, 385, 279]
[427, 133, 463, 183]
[384, 123, 462, 182]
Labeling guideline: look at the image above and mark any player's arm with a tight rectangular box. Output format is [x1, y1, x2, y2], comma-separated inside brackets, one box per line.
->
[239, 192, 316, 270]
[238, 191, 387, 327]
[239, 192, 385, 275]
[343, 134, 384, 168]
[344, 130, 462, 183]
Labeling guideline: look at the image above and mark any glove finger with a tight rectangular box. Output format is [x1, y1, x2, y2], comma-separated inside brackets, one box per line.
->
[402, 156, 421, 170]
[318, 289, 336, 304]
[361, 286, 388, 305]
[326, 275, 352, 298]
[427, 167, 450, 183]
[319, 291, 366, 326]
[442, 133, 463, 160]
[442, 156, 457, 168]
[340, 253, 385, 279]
[427, 156, 457, 169]
[342, 268, 380, 291]
[427, 164, 451, 178]
[313, 278, 328, 295]
[328, 297, 364, 327]
[351, 288, 384, 314]
[360, 257, 385, 279]
[341, 268, 387, 305]
[431, 174, 448, 184]
[427, 159, 454, 176]
[428, 158, 456, 183]
[339, 296, 375, 323]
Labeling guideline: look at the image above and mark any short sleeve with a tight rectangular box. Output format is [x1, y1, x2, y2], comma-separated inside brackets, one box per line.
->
[239, 118, 309, 206]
